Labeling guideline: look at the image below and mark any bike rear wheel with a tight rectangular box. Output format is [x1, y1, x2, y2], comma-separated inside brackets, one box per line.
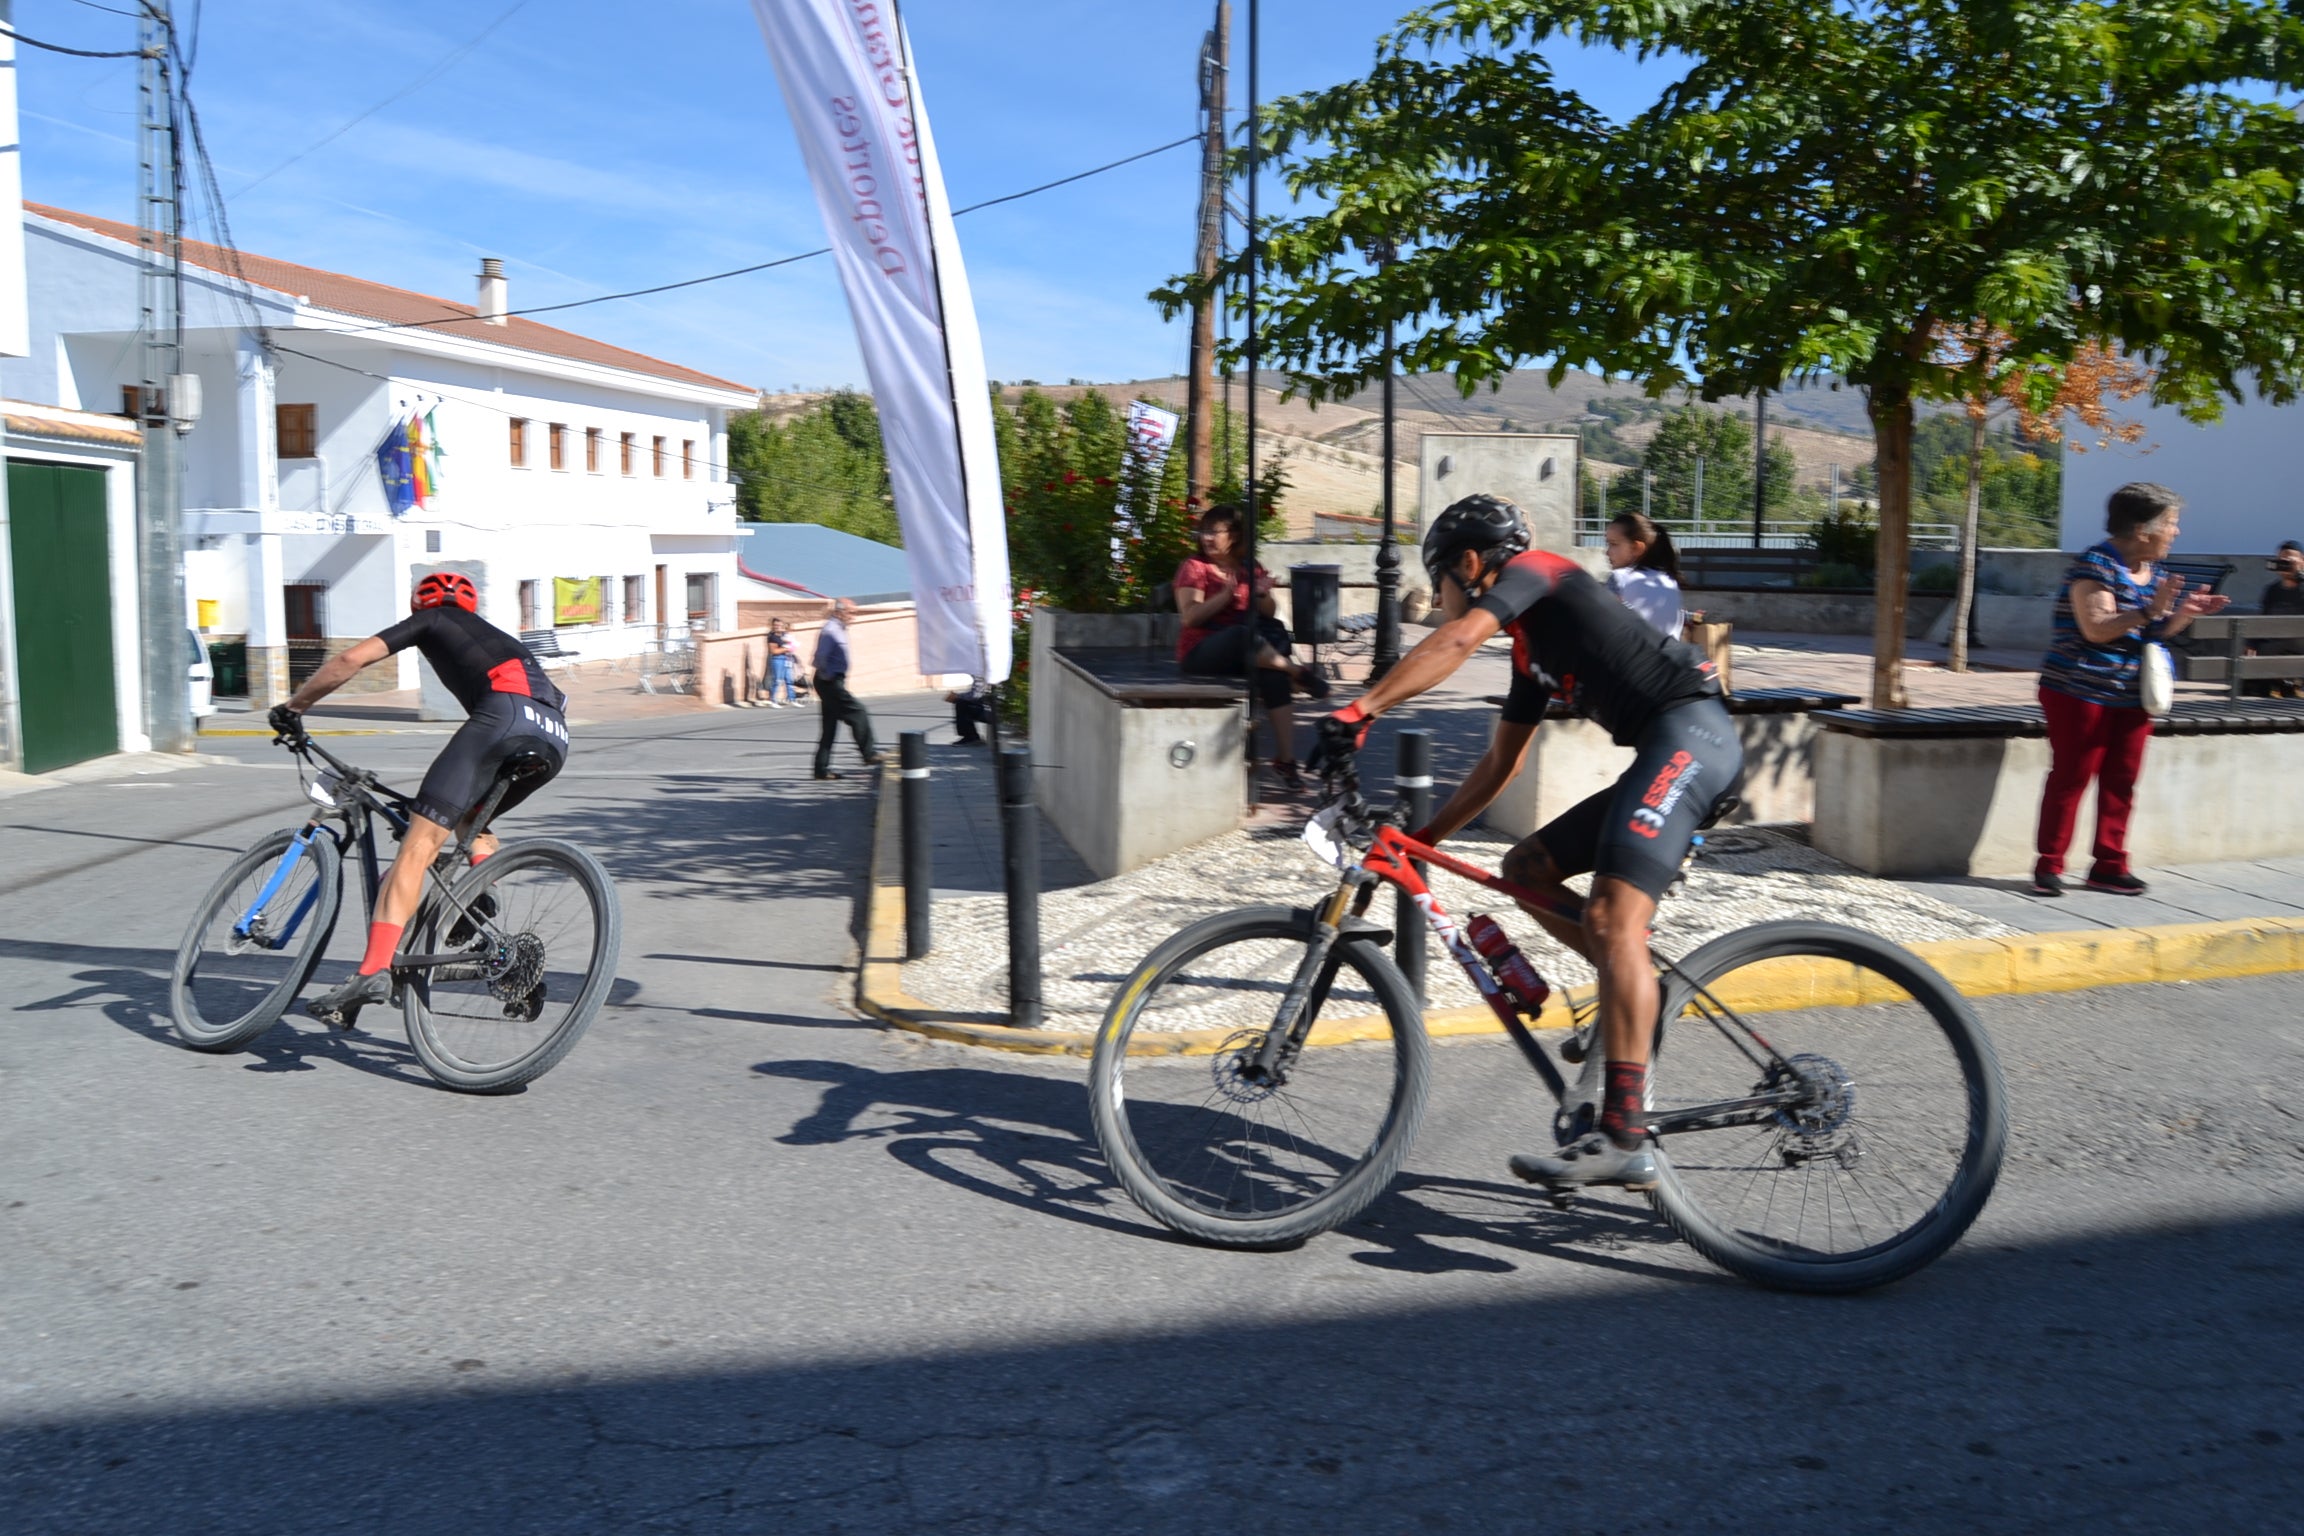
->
[1090, 905, 1429, 1249]
[1645, 920, 2008, 1293]
[400, 838, 620, 1093]
[170, 827, 344, 1052]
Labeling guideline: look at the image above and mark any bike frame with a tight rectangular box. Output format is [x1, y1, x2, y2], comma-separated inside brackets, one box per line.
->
[1273, 780, 1810, 1143]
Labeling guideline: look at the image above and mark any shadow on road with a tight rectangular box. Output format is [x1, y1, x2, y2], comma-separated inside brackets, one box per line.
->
[8, 1208, 2301, 1532]
[557, 773, 873, 903]
[751, 1058, 1693, 1281]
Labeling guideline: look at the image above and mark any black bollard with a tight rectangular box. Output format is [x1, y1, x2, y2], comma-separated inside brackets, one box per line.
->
[1395, 730, 1433, 1005]
[997, 745, 1043, 1028]
[898, 731, 931, 960]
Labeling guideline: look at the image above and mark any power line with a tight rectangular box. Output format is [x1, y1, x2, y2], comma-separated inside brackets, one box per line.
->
[315, 132, 1202, 336]
[232, 0, 535, 197]
[0, 22, 145, 56]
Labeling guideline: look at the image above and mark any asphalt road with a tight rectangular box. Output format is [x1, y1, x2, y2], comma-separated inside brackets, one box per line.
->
[5, 701, 2303, 1533]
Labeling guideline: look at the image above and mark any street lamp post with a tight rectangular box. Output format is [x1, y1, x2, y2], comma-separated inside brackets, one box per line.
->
[1368, 234, 1402, 682]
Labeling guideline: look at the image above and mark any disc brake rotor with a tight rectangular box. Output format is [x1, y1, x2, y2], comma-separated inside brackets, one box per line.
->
[1210, 1029, 1281, 1104]
[1771, 1052, 1860, 1167]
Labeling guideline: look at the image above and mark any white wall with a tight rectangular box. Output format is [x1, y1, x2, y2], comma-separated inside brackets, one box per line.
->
[2061, 392, 2304, 556]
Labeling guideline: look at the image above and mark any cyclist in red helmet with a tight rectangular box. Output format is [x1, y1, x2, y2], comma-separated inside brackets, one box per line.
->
[273, 571, 571, 1028]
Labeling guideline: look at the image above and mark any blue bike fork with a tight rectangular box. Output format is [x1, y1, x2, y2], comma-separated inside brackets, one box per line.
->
[233, 828, 323, 947]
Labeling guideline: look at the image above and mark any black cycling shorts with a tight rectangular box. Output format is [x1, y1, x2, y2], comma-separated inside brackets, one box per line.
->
[410, 692, 570, 831]
[1525, 696, 1742, 901]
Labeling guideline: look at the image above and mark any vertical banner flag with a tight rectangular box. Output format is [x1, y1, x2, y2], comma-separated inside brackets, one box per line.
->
[1115, 399, 1180, 561]
[751, 0, 1013, 682]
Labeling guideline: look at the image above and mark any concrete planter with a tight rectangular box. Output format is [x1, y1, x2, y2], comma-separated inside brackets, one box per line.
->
[1813, 726, 2304, 876]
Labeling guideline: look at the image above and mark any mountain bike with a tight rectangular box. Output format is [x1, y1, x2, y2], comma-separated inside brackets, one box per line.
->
[167, 724, 621, 1093]
[1089, 755, 2008, 1293]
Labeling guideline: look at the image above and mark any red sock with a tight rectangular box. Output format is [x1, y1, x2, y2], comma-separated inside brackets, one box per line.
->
[1599, 1061, 1648, 1148]
[470, 844, 492, 866]
[358, 921, 404, 976]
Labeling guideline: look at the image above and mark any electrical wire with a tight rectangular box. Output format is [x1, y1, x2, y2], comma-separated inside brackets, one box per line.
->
[231, 0, 535, 197]
[318, 132, 1202, 336]
[0, 22, 144, 56]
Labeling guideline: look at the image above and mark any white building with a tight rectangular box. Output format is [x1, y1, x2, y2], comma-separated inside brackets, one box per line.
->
[2060, 390, 2304, 558]
[3, 203, 758, 706]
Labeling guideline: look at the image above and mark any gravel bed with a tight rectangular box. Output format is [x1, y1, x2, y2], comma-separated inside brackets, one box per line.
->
[901, 822, 2019, 1031]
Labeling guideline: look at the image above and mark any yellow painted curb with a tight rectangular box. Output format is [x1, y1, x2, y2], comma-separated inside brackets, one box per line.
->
[854, 766, 2304, 1056]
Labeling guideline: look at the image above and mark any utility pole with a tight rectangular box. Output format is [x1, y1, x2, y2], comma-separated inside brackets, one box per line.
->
[1242, 0, 1261, 802]
[1751, 391, 1767, 547]
[1368, 234, 1401, 681]
[1183, 0, 1228, 509]
[138, 1, 192, 753]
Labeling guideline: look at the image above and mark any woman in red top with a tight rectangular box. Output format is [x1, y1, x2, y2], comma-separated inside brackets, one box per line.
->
[1174, 503, 1328, 787]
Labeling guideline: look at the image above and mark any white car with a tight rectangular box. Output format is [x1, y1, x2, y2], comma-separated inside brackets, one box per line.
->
[188, 629, 215, 720]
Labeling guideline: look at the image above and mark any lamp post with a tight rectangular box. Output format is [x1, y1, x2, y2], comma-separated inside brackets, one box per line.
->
[1368, 234, 1402, 681]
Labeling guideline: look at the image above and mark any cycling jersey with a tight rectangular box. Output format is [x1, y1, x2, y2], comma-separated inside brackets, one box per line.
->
[375, 605, 566, 715]
[1475, 551, 1719, 746]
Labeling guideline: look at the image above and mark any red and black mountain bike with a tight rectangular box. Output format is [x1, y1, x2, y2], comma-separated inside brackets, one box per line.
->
[1088, 753, 2007, 1293]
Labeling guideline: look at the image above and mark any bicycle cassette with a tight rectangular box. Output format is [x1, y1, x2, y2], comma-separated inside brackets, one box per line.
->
[483, 932, 547, 1002]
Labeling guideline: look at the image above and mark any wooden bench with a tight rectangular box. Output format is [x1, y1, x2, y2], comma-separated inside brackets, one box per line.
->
[520, 628, 579, 663]
[2176, 614, 2304, 699]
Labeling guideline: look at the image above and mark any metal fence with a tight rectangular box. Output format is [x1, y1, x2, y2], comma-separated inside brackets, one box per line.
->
[1573, 517, 1960, 551]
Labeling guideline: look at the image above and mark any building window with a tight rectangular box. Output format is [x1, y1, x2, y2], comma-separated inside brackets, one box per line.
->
[684, 571, 716, 624]
[509, 418, 529, 468]
[682, 439, 695, 478]
[425, 530, 442, 553]
[276, 403, 318, 459]
[585, 427, 602, 473]
[623, 574, 645, 625]
[518, 580, 539, 632]
[547, 423, 567, 471]
[652, 436, 667, 477]
[620, 432, 635, 475]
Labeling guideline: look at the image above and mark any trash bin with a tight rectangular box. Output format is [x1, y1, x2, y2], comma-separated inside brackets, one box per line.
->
[1289, 563, 1341, 647]
[209, 639, 248, 697]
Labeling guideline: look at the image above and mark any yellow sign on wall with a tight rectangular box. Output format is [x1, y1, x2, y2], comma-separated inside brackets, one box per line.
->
[553, 576, 603, 626]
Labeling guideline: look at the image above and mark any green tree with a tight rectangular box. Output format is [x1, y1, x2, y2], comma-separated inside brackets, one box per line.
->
[1178, 0, 2304, 705]
[727, 392, 900, 546]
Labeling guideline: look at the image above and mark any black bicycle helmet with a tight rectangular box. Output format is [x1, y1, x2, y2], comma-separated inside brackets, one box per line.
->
[1421, 493, 1530, 591]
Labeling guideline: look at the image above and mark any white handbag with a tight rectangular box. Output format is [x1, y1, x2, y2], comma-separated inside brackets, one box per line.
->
[2139, 641, 2175, 717]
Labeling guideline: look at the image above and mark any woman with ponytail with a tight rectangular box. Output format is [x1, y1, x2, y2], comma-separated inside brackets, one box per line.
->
[1604, 511, 1684, 639]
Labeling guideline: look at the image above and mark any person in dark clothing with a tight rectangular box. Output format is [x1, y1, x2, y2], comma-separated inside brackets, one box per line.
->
[2252, 540, 2304, 698]
[947, 676, 994, 745]
[812, 597, 883, 779]
[270, 572, 570, 1027]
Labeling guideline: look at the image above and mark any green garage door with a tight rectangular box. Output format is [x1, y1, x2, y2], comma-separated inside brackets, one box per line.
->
[8, 460, 118, 773]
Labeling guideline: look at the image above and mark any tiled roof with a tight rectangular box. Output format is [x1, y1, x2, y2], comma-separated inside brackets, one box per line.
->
[3, 398, 142, 448]
[28, 203, 756, 397]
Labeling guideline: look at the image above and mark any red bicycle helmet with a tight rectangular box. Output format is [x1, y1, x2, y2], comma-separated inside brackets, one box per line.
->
[412, 571, 478, 613]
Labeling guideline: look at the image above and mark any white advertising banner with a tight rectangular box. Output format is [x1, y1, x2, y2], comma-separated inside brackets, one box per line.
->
[751, 0, 1012, 681]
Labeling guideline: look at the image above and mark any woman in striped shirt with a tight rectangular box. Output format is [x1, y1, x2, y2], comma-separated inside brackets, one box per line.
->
[2032, 482, 2228, 897]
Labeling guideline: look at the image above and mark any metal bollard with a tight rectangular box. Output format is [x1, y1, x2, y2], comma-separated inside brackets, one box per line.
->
[997, 745, 1044, 1028]
[1395, 730, 1433, 1005]
[898, 731, 931, 959]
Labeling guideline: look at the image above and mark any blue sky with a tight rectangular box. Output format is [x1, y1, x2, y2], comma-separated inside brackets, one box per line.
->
[17, 0, 1669, 392]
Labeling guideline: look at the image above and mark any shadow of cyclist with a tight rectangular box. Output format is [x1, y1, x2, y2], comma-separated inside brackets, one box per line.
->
[753, 1057, 1698, 1281]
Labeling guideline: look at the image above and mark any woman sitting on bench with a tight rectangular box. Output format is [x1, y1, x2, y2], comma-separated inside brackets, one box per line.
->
[1173, 503, 1328, 790]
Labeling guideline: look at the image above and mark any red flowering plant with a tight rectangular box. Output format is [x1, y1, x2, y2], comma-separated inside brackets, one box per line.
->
[992, 386, 1200, 614]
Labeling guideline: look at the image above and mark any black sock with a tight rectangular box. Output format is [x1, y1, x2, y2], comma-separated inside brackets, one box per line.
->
[1599, 1061, 1647, 1149]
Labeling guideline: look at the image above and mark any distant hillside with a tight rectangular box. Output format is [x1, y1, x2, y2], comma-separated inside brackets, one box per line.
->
[756, 368, 1884, 531]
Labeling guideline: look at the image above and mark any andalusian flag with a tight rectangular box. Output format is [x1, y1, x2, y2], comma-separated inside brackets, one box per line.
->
[408, 411, 433, 509]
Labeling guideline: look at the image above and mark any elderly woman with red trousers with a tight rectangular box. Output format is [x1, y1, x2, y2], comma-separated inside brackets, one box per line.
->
[2033, 482, 2228, 897]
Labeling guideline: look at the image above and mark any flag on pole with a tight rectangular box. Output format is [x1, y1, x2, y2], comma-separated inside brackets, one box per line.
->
[376, 417, 415, 516]
[750, 0, 1012, 682]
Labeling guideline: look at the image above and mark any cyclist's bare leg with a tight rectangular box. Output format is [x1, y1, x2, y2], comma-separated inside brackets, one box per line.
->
[308, 811, 452, 1026]
[375, 813, 454, 930]
[1501, 840, 1656, 1068]
[1500, 837, 1591, 960]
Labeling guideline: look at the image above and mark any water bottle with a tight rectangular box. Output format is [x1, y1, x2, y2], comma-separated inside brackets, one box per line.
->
[1465, 914, 1551, 1017]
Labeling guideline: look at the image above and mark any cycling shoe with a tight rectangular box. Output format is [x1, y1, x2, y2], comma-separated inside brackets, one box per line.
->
[306, 970, 392, 1031]
[1509, 1134, 1657, 1191]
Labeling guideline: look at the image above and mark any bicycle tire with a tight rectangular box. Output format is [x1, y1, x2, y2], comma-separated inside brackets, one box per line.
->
[1089, 905, 1429, 1249]
[400, 838, 620, 1093]
[1645, 920, 2008, 1294]
[170, 827, 344, 1052]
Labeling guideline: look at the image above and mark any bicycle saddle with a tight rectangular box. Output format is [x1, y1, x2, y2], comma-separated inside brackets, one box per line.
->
[497, 748, 555, 784]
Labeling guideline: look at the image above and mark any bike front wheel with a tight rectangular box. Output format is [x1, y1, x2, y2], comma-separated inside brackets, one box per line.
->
[170, 826, 344, 1052]
[1645, 920, 2008, 1294]
[400, 838, 620, 1093]
[1090, 905, 1429, 1250]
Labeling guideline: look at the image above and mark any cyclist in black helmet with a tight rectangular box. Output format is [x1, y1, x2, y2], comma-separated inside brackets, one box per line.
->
[1311, 493, 1740, 1189]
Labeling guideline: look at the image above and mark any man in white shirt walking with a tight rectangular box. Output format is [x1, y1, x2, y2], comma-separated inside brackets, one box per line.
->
[811, 598, 883, 780]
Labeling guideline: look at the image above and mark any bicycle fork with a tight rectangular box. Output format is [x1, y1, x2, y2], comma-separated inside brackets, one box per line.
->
[232, 826, 327, 949]
[1246, 874, 1375, 1086]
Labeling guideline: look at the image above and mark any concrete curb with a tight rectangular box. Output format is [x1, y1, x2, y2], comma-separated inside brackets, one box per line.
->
[855, 765, 2304, 1057]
